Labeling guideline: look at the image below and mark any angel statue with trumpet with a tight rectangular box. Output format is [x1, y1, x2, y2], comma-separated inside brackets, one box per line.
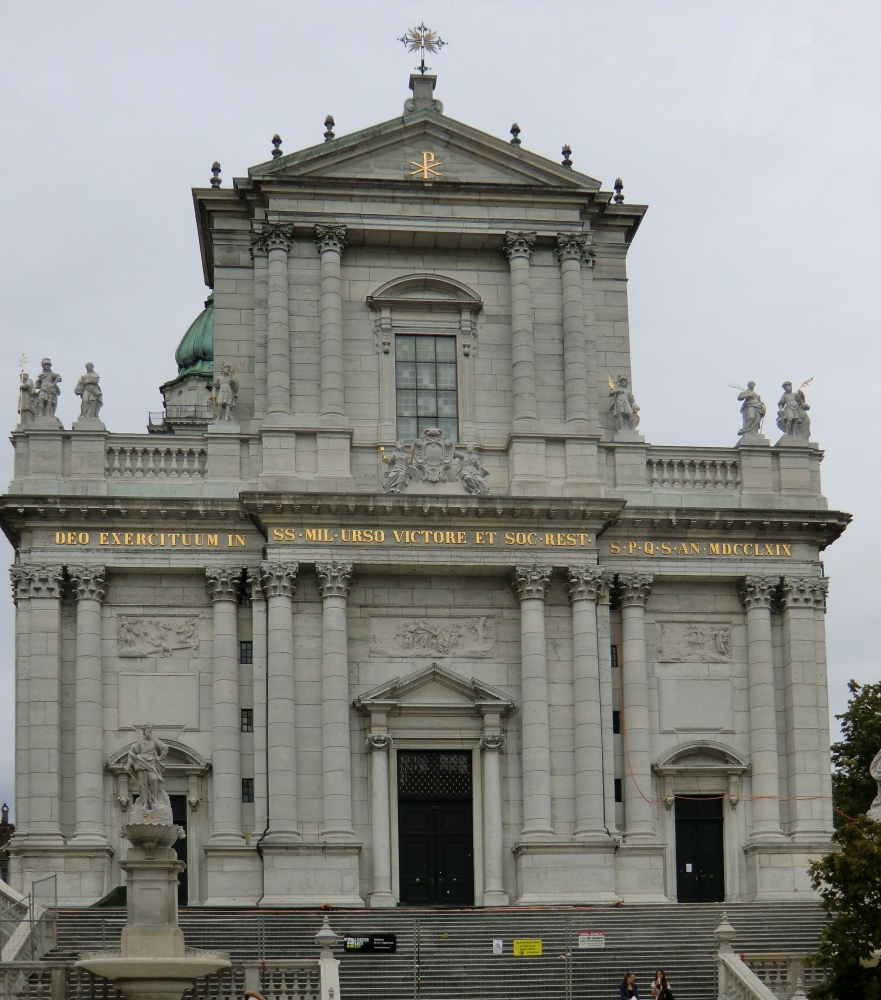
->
[776, 378, 812, 439]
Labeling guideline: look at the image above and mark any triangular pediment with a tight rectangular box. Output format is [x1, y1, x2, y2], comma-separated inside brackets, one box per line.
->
[355, 662, 514, 714]
[250, 111, 601, 190]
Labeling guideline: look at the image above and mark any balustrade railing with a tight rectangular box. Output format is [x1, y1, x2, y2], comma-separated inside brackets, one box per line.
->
[647, 450, 741, 490]
[106, 442, 208, 480]
[743, 954, 827, 999]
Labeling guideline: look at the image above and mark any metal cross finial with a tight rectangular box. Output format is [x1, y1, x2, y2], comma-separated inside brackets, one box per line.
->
[399, 23, 446, 74]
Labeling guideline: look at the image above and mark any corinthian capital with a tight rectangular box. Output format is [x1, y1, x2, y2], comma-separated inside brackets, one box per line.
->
[315, 224, 347, 254]
[251, 223, 294, 257]
[781, 575, 829, 610]
[68, 565, 107, 602]
[740, 576, 780, 611]
[555, 232, 590, 264]
[316, 561, 353, 600]
[504, 231, 536, 261]
[567, 565, 607, 603]
[205, 566, 241, 603]
[260, 561, 299, 599]
[615, 573, 654, 608]
[513, 564, 553, 601]
[10, 565, 63, 601]
[246, 567, 265, 601]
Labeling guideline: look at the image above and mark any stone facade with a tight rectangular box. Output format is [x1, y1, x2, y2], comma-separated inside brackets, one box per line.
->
[1, 73, 848, 907]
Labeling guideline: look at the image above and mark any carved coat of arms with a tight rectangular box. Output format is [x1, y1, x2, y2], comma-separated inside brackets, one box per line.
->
[411, 428, 456, 483]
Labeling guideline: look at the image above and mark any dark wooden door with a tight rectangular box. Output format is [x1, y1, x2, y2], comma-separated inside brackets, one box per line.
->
[169, 794, 188, 906]
[675, 796, 724, 902]
[397, 750, 474, 906]
[399, 799, 473, 905]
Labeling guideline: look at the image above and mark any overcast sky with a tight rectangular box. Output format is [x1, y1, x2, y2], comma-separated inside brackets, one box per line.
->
[0, 0, 878, 821]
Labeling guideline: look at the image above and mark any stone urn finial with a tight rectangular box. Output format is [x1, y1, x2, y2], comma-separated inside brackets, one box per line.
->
[315, 914, 338, 952]
[714, 911, 736, 954]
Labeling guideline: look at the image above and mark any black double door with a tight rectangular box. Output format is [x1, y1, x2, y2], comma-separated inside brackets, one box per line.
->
[675, 796, 724, 902]
[398, 751, 474, 906]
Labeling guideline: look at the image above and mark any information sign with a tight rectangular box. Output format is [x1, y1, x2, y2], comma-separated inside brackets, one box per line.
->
[513, 939, 543, 956]
[492, 939, 503, 955]
[344, 934, 397, 953]
[578, 931, 605, 949]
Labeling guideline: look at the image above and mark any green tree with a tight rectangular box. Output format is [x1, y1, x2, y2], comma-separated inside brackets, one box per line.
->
[808, 681, 881, 998]
[831, 680, 881, 823]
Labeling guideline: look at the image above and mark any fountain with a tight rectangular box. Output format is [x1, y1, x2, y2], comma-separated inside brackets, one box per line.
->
[75, 724, 230, 1000]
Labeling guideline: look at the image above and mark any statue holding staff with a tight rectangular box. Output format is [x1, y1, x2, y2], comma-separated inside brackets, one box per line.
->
[731, 380, 766, 436]
[74, 362, 103, 418]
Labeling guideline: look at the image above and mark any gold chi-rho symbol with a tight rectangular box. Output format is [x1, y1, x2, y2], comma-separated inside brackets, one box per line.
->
[409, 151, 443, 179]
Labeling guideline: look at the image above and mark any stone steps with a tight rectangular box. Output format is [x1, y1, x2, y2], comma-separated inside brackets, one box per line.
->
[55, 902, 827, 1000]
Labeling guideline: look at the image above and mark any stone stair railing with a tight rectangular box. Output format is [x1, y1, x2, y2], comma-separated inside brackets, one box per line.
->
[716, 914, 815, 1000]
[0, 960, 323, 1000]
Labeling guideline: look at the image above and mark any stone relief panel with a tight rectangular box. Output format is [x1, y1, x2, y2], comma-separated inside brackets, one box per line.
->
[370, 616, 496, 658]
[117, 615, 202, 658]
[657, 622, 732, 663]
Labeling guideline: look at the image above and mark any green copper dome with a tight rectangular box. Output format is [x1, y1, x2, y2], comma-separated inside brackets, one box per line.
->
[174, 293, 214, 378]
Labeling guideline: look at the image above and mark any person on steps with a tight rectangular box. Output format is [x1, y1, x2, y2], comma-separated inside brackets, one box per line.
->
[653, 972, 675, 1000]
[651, 970, 665, 998]
[621, 971, 639, 1000]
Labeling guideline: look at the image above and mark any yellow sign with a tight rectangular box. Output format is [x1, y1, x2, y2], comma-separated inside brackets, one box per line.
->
[409, 151, 443, 178]
[53, 531, 248, 549]
[608, 540, 793, 558]
[513, 939, 543, 957]
[271, 527, 593, 549]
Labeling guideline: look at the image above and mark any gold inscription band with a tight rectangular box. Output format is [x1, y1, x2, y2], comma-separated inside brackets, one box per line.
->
[53, 531, 248, 548]
[608, 540, 793, 557]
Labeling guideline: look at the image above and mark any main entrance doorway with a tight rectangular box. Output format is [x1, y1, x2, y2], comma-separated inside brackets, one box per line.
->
[398, 750, 474, 906]
[169, 794, 188, 906]
[675, 796, 724, 902]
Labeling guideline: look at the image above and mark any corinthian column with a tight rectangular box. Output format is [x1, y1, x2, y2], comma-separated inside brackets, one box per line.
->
[780, 575, 833, 839]
[25, 565, 64, 842]
[504, 232, 538, 427]
[259, 223, 294, 416]
[366, 733, 395, 907]
[10, 567, 33, 838]
[261, 561, 300, 841]
[567, 565, 609, 841]
[740, 577, 784, 840]
[480, 732, 509, 905]
[68, 565, 108, 845]
[206, 567, 244, 844]
[513, 564, 554, 838]
[555, 234, 590, 430]
[616, 573, 655, 841]
[315, 225, 347, 425]
[315, 561, 355, 840]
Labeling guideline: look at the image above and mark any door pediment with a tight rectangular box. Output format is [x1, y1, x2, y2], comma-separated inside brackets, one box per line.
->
[355, 662, 513, 718]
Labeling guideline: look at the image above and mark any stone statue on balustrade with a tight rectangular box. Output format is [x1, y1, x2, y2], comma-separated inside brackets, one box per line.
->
[126, 722, 173, 825]
[382, 441, 412, 493]
[609, 373, 642, 439]
[867, 748, 881, 822]
[17, 370, 38, 425]
[456, 442, 490, 495]
[212, 363, 239, 422]
[776, 379, 812, 443]
[732, 381, 769, 445]
[34, 358, 62, 417]
[72, 362, 105, 431]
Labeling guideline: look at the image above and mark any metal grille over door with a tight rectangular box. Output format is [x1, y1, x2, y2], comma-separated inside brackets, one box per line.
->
[398, 751, 473, 905]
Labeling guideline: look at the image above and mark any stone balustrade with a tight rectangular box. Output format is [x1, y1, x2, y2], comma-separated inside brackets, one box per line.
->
[646, 449, 741, 490]
[743, 954, 828, 999]
[106, 441, 208, 480]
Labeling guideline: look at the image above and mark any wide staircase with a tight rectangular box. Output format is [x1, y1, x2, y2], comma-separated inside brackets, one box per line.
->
[46, 902, 826, 1000]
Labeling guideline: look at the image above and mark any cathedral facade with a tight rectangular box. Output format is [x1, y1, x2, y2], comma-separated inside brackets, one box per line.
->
[2, 72, 848, 908]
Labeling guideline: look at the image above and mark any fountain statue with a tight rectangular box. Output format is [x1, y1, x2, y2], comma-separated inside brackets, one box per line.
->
[75, 724, 230, 1000]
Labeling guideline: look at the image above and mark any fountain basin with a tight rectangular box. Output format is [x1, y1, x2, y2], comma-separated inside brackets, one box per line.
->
[76, 952, 231, 1000]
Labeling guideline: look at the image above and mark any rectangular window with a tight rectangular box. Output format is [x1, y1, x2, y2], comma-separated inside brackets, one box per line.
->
[395, 334, 458, 442]
[241, 709, 254, 733]
[239, 640, 253, 664]
[241, 778, 254, 803]
[610, 644, 619, 669]
[612, 710, 621, 735]
[614, 778, 623, 803]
